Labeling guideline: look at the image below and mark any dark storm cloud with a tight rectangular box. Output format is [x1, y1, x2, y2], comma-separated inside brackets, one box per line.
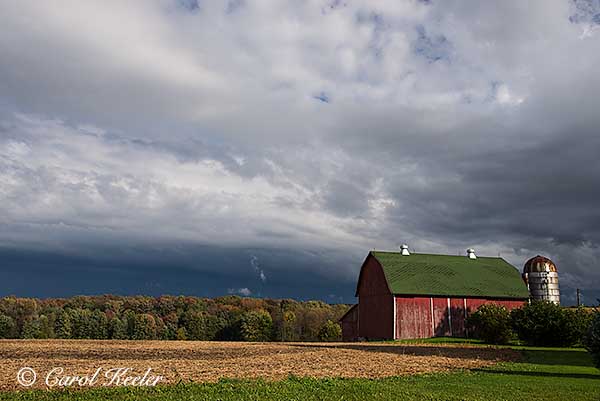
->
[1, 1, 599, 304]
[0, 245, 354, 301]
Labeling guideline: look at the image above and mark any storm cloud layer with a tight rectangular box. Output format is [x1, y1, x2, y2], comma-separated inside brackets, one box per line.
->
[1, 1, 599, 304]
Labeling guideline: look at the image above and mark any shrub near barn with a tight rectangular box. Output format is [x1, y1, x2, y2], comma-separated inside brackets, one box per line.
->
[465, 304, 513, 345]
[511, 302, 592, 347]
[468, 301, 594, 348]
[585, 308, 600, 369]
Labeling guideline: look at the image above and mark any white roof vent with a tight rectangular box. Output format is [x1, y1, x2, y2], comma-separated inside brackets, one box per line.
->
[467, 248, 476, 259]
[400, 244, 410, 256]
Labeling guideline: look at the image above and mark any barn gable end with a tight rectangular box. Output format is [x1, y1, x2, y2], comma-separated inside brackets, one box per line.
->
[355, 254, 394, 339]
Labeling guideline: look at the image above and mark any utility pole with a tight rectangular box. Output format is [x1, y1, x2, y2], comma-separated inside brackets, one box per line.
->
[576, 288, 581, 307]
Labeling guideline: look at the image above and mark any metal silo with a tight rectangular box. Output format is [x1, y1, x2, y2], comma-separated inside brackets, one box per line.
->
[522, 255, 560, 304]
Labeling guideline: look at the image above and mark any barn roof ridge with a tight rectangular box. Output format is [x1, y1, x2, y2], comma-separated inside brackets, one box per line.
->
[358, 250, 529, 299]
[370, 250, 503, 260]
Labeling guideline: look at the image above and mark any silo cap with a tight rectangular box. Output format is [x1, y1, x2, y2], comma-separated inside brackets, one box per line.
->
[523, 255, 557, 273]
[467, 249, 476, 259]
[400, 244, 410, 255]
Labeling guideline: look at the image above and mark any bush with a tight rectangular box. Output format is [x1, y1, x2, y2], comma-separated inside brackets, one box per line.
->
[318, 320, 342, 342]
[466, 304, 513, 344]
[584, 309, 600, 369]
[563, 307, 593, 346]
[511, 301, 590, 347]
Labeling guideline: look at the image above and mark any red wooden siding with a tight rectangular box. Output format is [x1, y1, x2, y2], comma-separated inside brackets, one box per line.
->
[340, 305, 359, 341]
[432, 297, 450, 337]
[395, 297, 432, 339]
[450, 298, 466, 336]
[393, 296, 526, 340]
[357, 255, 393, 339]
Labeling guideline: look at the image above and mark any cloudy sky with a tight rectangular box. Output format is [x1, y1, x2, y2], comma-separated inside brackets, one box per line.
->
[1, 1, 599, 305]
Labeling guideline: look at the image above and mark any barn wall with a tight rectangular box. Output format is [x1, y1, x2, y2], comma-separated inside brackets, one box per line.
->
[432, 297, 450, 337]
[394, 296, 526, 339]
[450, 298, 467, 336]
[357, 256, 393, 339]
[340, 306, 359, 341]
[395, 297, 432, 339]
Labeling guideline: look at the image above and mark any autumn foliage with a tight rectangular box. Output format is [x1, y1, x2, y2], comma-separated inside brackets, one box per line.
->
[0, 295, 346, 342]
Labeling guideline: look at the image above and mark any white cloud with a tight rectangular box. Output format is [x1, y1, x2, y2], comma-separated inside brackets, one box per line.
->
[228, 287, 252, 296]
[0, 1, 599, 299]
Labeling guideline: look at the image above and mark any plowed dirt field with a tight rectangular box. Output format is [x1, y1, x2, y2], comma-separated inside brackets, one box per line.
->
[0, 340, 518, 391]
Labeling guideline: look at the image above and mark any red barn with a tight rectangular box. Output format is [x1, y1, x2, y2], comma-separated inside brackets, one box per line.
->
[341, 249, 529, 340]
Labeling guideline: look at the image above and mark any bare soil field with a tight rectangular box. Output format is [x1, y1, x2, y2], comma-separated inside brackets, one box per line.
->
[0, 340, 519, 391]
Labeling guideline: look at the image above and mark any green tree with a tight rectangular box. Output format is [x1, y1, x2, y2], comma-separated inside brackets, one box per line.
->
[204, 314, 227, 340]
[90, 310, 108, 339]
[563, 307, 594, 346]
[240, 310, 273, 341]
[55, 310, 72, 339]
[154, 316, 168, 340]
[318, 320, 342, 342]
[15, 298, 39, 331]
[282, 311, 296, 342]
[132, 314, 157, 340]
[0, 314, 16, 338]
[183, 311, 208, 340]
[466, 304, 513, 344]
[70, 308, 94, 339]
[214, 310, 243, 341]
[38, 315, 53, 339]
[21, 318, 41, 339]
[296, 306, 328, 341]
[108, 317, 128, 339]
[123, 310, 136, 339]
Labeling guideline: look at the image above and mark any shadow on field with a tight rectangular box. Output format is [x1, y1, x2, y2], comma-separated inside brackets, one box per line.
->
[288, 344, 518, 362]
[293, 344, 598, 369]
[517, 349, 596, 367]
[472, 369, 600, 380]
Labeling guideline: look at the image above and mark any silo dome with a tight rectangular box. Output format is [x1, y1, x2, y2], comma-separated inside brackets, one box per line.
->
[522, 255, 560, 304]
[523, 255, 557, 273]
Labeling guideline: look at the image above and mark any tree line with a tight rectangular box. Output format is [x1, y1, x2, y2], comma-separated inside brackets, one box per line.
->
[0, 295, 346, 342]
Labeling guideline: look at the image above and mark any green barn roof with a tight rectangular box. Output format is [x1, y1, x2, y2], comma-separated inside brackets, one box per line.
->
[365, 251, 529, 299]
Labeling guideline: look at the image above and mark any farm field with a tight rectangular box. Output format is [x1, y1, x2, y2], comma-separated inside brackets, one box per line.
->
[0, 340, 515, 391]
[0, 340, 598, 400]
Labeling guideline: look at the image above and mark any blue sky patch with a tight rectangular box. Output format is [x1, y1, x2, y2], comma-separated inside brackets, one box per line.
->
[313, 92, 331, 103]
[413, 24, 451, 63]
